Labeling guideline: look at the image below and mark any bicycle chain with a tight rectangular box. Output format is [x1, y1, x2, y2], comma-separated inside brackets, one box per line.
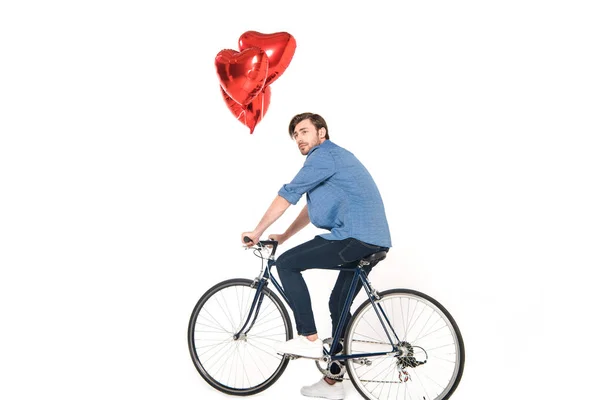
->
[319, 371, 408, 385]
[317, 339, 401, 381]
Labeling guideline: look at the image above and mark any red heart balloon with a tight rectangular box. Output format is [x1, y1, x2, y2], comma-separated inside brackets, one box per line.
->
[221, 86, 271, 134]
[215, 48, 269, 106]
[238, 31, 296, 87]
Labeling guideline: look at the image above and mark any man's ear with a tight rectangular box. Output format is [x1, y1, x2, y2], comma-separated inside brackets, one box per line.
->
[318, 128, 326, 138]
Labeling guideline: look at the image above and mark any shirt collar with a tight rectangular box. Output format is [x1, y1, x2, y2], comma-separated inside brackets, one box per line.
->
[307, 139, 332, 156]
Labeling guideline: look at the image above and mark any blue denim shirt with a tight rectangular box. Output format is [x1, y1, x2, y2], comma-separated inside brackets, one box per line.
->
[278, 140, 392, 248]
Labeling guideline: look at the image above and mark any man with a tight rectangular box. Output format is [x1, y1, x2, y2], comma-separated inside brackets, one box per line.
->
[241, 113, 391, 399]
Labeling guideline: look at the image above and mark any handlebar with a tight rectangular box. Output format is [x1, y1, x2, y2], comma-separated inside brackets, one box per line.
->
[243, 236, 279, 258]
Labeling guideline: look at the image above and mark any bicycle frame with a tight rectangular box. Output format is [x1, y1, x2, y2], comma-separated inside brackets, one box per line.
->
[234, 245, 402, 362]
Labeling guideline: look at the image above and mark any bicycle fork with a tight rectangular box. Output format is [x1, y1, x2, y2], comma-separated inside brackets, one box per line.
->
[232, 277, 268, 341]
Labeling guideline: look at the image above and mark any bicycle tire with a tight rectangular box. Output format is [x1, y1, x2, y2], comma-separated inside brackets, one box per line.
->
[188, 278, 293, 396]
[344, 289, 465, 400]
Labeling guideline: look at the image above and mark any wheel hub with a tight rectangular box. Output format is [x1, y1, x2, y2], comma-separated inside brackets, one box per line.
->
[397, 341, 414, 358]
[396, 341, 427, 369]
[233, 333, 247, 341]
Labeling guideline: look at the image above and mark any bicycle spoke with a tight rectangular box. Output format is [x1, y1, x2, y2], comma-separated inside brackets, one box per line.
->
[235, 285, 242, 324]
[380, 301, 397, 345]
[195, 310, 225, 330]
[429, 354, 458, 364]
[249, 324, 285, 337]
[404, 297, 416, 343]
[217, 289, 237, 331]
[398, 376, 405, 400]
[229, 343, 248, 389]
[251, 335, 285, 343]
[353, 331, 388, 343]
[363, 361, 393, 395]
[253, 301, 277, 323]
[194, 337, 232, 351]
[391, 297, 396, 341]
[246, 338, 285, 362]
[382, 365, 397, 399]
[254, 313, 285, 329]
[251, 333, 286, 342]
[412, 308, 435, 345]
[405, 303, 427, 341]
[425, 342, 456, 352]
[225, 342, 238, 387]
[361, 311, 388, 343]
[241, 343, 252, 388]
[413, 319, 447, 342]
[193, 320, 226, 330]
[245, 342, 269, 383]
[207, 340, 238, 378]
[423, 369, 450, 391]
[200, 307, 232, 334]
[243, 287, 254, 324]
[197, 337, 232, 359]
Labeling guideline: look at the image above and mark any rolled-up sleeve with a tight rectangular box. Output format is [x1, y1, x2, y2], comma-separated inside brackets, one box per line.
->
[278, 147, 336, 205]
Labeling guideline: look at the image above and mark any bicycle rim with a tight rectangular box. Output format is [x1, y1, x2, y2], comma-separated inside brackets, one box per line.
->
[188, 279, 292, 395]
[345, 289, 464, 400]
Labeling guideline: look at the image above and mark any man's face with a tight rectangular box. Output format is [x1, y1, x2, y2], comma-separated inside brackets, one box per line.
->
[292, 119, 325, 156]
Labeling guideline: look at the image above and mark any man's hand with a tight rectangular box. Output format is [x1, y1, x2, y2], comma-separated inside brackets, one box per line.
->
[241, 231, 260, 247]
[268, 233, 287, 246]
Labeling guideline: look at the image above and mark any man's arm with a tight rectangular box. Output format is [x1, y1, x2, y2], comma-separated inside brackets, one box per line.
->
[241, 195, 291, 245]
[269, 204, 310, 245]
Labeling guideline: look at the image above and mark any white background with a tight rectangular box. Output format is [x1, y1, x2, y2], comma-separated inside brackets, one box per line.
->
[1, 1, 599, 399]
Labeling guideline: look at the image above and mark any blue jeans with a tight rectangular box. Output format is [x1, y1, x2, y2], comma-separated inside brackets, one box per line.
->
[276, 236, 388, 336]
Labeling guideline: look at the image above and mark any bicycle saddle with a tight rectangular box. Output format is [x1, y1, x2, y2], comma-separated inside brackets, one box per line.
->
[360, 251, 387, 265]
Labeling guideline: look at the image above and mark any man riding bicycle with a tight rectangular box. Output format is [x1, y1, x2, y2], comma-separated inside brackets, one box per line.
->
[241, 112, 391, 399]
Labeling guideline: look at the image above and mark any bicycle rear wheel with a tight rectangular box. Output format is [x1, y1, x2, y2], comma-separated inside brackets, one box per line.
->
[345, 289, 464, 400]
[187, 278, 293, 395]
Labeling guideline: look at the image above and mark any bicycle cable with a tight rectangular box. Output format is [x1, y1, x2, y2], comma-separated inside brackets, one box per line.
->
[251, 244, 268, 275]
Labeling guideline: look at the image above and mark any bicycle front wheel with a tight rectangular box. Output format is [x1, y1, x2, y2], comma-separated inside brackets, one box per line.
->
[345, 289, 464, 400]
[187, 278, 293, 395]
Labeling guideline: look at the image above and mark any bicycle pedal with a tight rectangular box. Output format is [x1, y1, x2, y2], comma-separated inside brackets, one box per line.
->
[277, 352, 299, 360]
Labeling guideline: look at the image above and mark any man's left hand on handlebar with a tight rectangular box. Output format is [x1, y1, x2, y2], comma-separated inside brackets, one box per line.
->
[268, 233, 286, 246]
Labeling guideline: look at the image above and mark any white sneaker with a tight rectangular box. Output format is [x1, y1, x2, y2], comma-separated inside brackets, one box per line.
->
[275, 336, 323, 359]
[301, 378, 345, 399]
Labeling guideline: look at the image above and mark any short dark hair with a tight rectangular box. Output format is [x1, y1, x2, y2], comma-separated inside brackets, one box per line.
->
[288, 113, 329, 140]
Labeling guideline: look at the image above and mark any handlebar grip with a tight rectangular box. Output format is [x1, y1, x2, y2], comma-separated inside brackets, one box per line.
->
[243, 236, 252, 244]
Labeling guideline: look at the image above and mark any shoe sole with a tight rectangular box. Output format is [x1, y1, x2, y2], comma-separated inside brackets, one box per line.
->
[300, 392, 344, 400]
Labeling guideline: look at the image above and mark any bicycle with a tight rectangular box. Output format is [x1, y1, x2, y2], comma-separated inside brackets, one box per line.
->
[187, 238, 465, 400]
